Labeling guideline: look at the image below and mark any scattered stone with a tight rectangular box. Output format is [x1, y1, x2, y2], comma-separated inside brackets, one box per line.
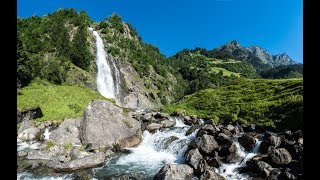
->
[153, 164, 194, 180]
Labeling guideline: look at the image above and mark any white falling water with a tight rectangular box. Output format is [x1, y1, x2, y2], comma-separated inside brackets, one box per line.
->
[43, 127, 51, 140]
[89, 28, 117, 99]
[218, 138, 263, 179]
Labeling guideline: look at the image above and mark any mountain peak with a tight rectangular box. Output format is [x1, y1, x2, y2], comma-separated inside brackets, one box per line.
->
[227, 40, 241, 47]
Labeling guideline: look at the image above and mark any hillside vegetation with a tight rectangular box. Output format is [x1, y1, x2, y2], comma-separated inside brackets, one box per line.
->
[17, 79, 110, 122]
[164, 78, 303, 129]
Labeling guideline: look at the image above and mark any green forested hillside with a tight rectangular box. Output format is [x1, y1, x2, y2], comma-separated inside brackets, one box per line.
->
[164, 78, 303, 129]
[17, 8, 94, 88]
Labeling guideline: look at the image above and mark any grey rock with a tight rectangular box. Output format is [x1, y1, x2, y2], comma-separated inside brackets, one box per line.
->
[47, 152, 105, 172]
[226, 124, 235, 132]
[17, 120, 35, 135]
[160, 120, 176, 128]
[186, 125, 202, 136]
[161, 136, 179, 149]
[238, 134, 256, 151]
[216, 133, 232, 145]
[80, 100, 142, 150]
[147, 123, 162, 132]
[18, 127, 41, 141]
[105, 149, 114, 157]
[153, 164, 194, 180]
[185, 148, 203, 169]
[271, 148, 292, 166]
[196, 134, 219, 154]
[50, 118, 82, 146]
[267, 168, 281, 180]
[199, 167, 225, 180]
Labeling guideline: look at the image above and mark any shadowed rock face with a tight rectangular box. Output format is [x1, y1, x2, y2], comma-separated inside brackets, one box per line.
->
[80, 99, 142, 150]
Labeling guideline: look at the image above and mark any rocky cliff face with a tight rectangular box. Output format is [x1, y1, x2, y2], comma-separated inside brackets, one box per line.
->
[215, 40, 298, 70]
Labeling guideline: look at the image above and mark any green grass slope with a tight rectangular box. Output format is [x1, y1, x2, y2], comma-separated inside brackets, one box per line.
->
[18, 79, 111, 122]
[164, 78, 303, 129]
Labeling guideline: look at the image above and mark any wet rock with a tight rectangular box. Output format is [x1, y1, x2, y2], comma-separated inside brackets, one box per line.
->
[153, 164, 194, 180]
[267, 168, 281, 180]
[216, 133, 232, 145]
[185, 148, 203, 169]
[205, 156, 223, 168]
[17, 120, 35, 135]
[255, 161, 273, 178]
[238, 134, 256, 151]
[297, 138, 303, 145]
[18, 127, 41, 141]
[147, 123, 162, 132]
[285, 170, 296, 180]
[226, 124, 235, 132]
[161, 136, 179, 149]
[197, 124, 215, 137]
[270, 148, 292, 166]
[186, 125, 202, 136]
[226, 153, 242, 163]
[141, 113, 153, 122]
[196, 134, 219, 154]
[160, 120, 176, 128]
[196, 159, 208, 175]
[154, 112, 170, 119]
[199, 167, 225, 180]
[218, 142, 235, 157]
[47, 152, 105, 172]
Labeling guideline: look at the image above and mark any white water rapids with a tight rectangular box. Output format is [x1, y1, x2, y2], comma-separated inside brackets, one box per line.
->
[89, 28, 120, 101]
[218, 137, 262, 179]
[17, 117, 263, 179]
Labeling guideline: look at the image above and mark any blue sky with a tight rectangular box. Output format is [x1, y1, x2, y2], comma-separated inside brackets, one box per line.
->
[18, 0, 303, 63]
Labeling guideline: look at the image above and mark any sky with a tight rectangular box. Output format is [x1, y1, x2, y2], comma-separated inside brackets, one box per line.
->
[17, 0, 303, 63]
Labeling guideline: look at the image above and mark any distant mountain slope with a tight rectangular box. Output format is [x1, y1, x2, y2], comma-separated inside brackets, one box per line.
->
[213, 40, 299, 72]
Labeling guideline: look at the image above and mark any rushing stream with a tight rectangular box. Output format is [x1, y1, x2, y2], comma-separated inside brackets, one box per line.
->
[17, 117, 265, 180]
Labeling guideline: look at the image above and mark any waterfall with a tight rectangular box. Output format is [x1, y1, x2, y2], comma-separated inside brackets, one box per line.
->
[89, 28, 120, 101]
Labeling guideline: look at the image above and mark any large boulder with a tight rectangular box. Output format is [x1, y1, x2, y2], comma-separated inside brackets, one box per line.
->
[153, 164, 194, 180]
[185, 148, 203, 169]
[238, 134, 256, 151]
[80, 100, 142, 150]
[47, 152, 105, 172]
[196, 134, 219, 154]
[270, 148, 292, 166]
[18, 127, 41, 141]
[49, 118, 82, 146]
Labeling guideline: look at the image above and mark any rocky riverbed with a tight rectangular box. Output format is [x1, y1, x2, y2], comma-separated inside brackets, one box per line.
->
[17, 99, 303, 180]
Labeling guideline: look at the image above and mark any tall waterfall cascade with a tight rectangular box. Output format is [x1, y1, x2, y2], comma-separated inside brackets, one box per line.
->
[89, 27, 121, 104]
